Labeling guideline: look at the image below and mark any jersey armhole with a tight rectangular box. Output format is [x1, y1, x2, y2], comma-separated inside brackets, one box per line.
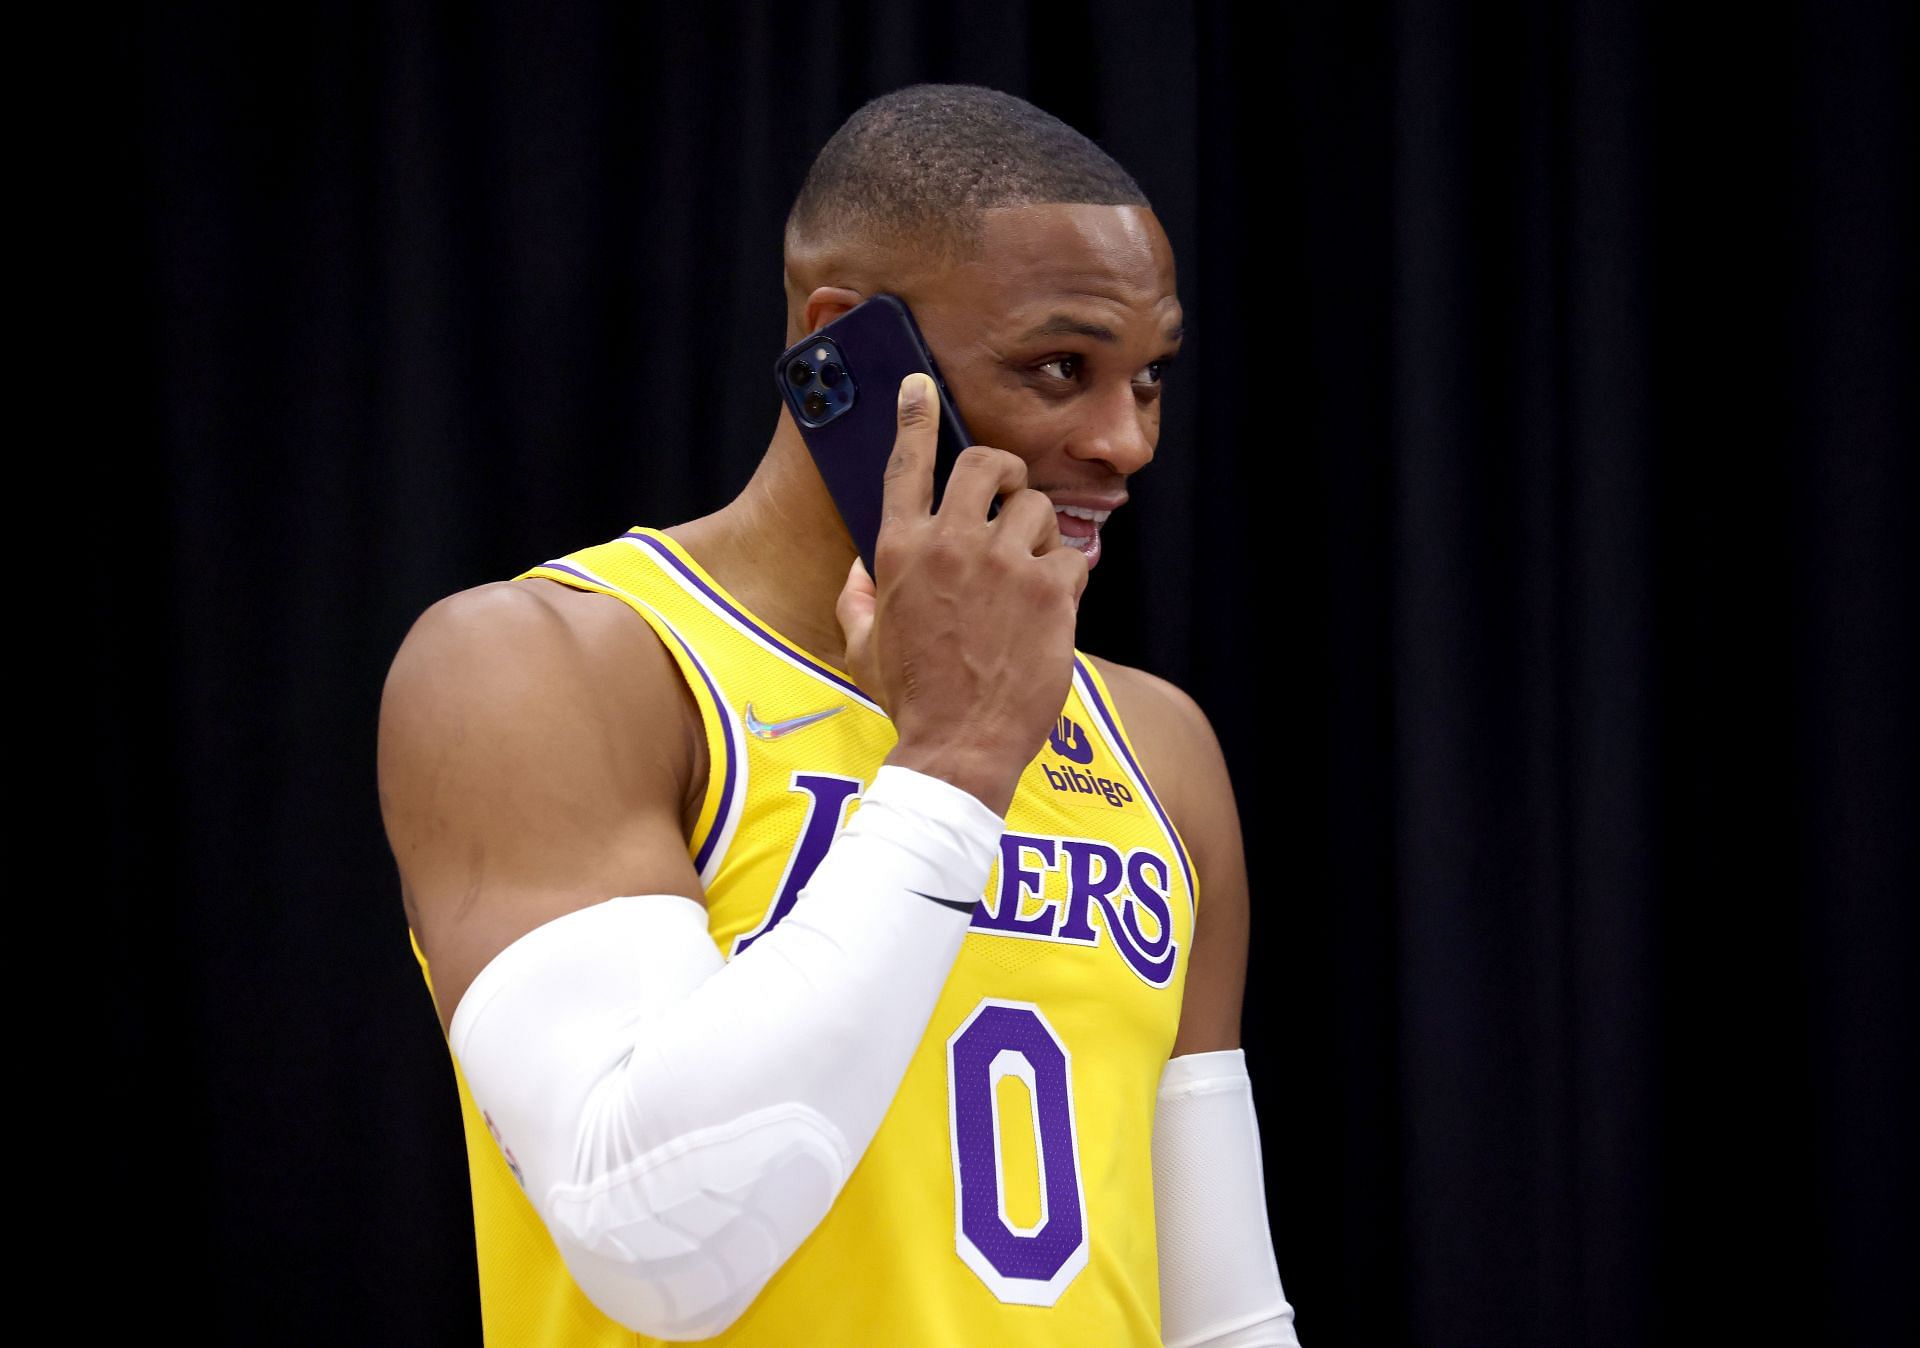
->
[517, 562, 736, 882]
[408, 928, 437, 998]
[1074, 654, 1202, 922]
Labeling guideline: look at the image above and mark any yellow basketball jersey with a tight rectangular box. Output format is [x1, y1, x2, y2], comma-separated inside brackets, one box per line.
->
[410, 527, 1198, 1345]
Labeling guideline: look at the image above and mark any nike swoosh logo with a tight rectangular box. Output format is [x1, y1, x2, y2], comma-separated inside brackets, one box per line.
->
[910, 889, 978, 915]
[743, 701, 848, 741]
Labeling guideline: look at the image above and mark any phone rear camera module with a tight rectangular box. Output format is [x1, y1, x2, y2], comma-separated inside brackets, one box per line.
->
[781, 335, 854, 426]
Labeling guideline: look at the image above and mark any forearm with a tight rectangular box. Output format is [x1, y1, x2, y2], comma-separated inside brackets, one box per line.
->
[450, 765, 1003, 1339]
[1154, 1049, 1301, 1348]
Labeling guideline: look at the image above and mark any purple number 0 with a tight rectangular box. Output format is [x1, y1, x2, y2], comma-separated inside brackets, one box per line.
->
[945, 999, 1089, 1305]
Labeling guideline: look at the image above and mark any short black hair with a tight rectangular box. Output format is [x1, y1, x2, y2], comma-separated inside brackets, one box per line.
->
[786, 84, 1149, 259]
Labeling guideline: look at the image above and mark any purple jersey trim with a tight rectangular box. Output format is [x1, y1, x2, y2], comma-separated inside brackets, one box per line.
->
[622, 530, 878, 709]
[1071, 656, 1198, 909]
[533, 559, 741, 878]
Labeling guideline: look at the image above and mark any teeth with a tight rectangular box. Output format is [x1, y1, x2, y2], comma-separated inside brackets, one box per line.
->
[1056, 504, 1112, 522]
[1058, 532, 1093, 552]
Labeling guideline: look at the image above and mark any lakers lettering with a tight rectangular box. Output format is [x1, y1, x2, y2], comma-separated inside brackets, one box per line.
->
[747, 787, 1181, 990]
[965, 830, 1178, 987]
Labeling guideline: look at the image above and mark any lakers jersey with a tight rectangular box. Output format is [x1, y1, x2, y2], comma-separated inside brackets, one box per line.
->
[411, 527, 1198, 1346]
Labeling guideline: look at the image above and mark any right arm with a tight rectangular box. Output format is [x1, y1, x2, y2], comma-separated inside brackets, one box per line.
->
[381, 573, 711, 1036]
[379, 374, 1086, 1339]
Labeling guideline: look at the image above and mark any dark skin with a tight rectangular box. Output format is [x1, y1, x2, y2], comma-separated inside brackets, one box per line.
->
[379, 203, 1248, 1064]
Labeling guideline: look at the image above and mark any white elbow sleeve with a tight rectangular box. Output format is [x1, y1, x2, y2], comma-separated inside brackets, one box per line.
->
[449, 766, 1003, 1340]
[1154, 1050, 1301, 1348]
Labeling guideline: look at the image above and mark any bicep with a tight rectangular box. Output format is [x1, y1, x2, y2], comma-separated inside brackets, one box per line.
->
[1169, 712, 1249, 1057]
[378, 582, 705, 1031]
[1096, 659, 1249, 1057]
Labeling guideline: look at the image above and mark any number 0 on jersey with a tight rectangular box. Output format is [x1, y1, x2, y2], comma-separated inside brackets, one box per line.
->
[946, 998, 1089, 1305]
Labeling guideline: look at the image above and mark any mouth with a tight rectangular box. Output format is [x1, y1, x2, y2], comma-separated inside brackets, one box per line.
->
[1052, 503, 1114, 569]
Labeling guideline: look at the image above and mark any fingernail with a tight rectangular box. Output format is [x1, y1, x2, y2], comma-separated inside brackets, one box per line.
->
[899, 373, 930, 409]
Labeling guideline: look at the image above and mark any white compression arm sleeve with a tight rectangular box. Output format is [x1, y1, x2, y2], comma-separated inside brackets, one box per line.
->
[1154, 1049, 1302, 1348]
[449, 765, 1003, 1341]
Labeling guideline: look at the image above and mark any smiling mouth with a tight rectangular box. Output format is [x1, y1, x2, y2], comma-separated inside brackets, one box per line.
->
[1053, 504, 1112, 568]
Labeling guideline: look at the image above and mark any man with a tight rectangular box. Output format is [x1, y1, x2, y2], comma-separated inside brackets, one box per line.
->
[380, 84, 1299, 1346]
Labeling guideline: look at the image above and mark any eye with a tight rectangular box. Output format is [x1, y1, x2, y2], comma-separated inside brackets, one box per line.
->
[1037, 355, 1083, 382]
[1133, 359, 1174, 389]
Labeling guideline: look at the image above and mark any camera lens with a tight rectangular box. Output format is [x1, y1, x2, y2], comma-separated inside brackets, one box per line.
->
[803, 390, 829, 419]
[819, 362, 845, 388]
[787, 359, 813, 387]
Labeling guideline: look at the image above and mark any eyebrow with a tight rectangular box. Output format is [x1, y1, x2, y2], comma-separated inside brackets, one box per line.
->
[1016, 316, 1188, 344]
[1020, 316, 1118, 343]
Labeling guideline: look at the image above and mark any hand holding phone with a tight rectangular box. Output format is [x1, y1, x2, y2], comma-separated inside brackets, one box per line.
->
[829, 371, 1088, 814]
[775, 294, 977, 579]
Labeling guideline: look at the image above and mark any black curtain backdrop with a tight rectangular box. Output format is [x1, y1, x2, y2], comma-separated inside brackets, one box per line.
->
[107, 3, 1914, 1344]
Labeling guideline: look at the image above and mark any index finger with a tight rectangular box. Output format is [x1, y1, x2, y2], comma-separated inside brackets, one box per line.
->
[881, 373, 939, 522]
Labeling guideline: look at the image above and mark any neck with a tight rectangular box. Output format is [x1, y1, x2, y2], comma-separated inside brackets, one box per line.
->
[666, 410, 861, 670]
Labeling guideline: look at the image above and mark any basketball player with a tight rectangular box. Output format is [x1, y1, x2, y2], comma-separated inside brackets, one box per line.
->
[380, 86, 1300, 1346]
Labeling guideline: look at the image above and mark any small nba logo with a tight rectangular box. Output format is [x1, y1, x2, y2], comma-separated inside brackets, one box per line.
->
[484, 1110, 526, 1189]
[1050, 715, 1094, 764]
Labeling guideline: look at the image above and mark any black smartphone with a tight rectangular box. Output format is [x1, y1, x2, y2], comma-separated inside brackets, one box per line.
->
[774, 294, 975, 578]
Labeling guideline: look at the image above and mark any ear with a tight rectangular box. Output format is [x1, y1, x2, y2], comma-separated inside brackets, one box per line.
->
[802, 286, 864, 337]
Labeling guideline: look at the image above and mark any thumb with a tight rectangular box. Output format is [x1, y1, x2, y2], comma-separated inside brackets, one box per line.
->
[835, 554, 876, 649]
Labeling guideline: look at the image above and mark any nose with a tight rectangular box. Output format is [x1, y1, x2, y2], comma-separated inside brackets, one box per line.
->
[1063, 380, 1156, 475]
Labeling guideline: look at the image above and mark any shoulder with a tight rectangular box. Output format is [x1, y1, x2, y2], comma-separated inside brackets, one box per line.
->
[378, 576, 705, 848]
[383, 577, 687, 730]
[380, 576, 711, 1025]
[1083, 653, 1213, 738]
[387, 576, 654, 688]
[1082, 654, 1227, 822]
